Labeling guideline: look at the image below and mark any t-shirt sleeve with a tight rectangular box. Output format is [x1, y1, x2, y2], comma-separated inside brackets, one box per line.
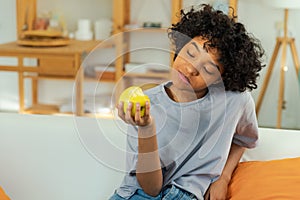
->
[233, 94, 259, 148]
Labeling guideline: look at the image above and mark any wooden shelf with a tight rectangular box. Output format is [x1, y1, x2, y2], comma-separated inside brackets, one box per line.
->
[24, 74, 76, 80]
[123, 27, 168, 33]
[0, 40, 104, 55]
[24, 104, 60, 114]
[112, 0, 182, 82]
[95, 71, 116, 81]
[24, 72, 118, 83]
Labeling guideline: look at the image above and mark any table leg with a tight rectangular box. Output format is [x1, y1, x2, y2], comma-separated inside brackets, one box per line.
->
[32, 77, 38, 105]
[18, 56, 24, 113]
[75, 53, 84, 116]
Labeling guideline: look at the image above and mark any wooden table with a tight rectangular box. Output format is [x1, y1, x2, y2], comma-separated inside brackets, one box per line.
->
[0, 40, 102, 115]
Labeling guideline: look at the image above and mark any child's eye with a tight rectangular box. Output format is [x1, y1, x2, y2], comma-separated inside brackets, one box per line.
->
[187, 50, 195, 58]
[204, 66, 214, 75]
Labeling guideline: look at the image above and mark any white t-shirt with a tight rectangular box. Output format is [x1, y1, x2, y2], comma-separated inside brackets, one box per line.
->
[116, 81, 258, 199]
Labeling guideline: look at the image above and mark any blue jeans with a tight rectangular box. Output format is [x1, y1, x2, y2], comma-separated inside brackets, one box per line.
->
[109, 185, 198, 200]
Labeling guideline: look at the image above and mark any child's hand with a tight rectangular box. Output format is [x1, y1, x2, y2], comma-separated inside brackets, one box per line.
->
[204, 177, 228, 200]
[118, 101, 152, 127]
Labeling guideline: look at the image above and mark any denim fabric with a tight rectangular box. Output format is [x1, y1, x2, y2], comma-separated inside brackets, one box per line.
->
[109, 185, 198, 200]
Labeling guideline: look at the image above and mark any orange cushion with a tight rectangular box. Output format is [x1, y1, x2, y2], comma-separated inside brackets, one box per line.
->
[0, 186, 10, 200]
[227, 157, 300, 200]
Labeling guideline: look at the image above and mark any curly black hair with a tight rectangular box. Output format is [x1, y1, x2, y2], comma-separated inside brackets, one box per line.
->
[168, 4, 265, 92]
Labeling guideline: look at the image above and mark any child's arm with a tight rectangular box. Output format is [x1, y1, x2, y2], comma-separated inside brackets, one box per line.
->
[204, 143, 245, 200]
[118, 101, 163, 197]
[136, 121, 163, 197]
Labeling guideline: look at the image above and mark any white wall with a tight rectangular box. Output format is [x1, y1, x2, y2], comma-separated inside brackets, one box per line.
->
[0, 0, 16, 43]
[0, 0, 18, 111]
[0, 0, 299, 129]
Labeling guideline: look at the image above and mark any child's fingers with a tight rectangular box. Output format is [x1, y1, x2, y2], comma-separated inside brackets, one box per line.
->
[136, 101, 151, 126]
[135, 103, 141, 124]
[119, 101, 151, 126]
[124, 102, 135, 124]
[145, 101, 150, 113]
[143, 101, 150, 121]
[117, 101, 125, 119]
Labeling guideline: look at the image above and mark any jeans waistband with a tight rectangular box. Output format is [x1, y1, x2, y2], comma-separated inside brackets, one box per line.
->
[162, 185, 197, 200]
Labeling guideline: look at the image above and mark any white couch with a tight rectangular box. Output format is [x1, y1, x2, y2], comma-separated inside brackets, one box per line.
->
[0, 113, 299, 200]
[242, 127, 300, 161]
[0, 113, 127, 200]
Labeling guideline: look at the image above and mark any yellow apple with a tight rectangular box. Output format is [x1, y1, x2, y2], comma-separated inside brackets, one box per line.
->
[119, 86, 150, 117]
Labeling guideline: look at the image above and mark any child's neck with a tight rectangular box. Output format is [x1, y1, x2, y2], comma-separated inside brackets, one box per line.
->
[165, 84, 208, 103]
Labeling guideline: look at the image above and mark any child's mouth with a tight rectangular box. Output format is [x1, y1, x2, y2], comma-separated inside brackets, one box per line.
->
[178, 71, 190, 84]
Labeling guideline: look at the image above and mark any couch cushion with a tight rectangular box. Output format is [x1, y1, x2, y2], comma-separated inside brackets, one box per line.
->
[227, 157, 300, 200]
[0, 186, 10, 200]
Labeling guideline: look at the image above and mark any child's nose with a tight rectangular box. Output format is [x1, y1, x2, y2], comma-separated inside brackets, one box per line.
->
[185, 63, 199, 76]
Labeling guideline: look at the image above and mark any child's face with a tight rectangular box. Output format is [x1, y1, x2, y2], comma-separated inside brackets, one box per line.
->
[171, 36, 224, 94]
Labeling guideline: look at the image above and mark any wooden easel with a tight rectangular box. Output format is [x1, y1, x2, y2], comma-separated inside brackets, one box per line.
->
[255, 9, 300, 128]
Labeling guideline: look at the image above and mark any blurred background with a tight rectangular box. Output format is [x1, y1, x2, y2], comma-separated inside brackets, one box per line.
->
[0, 0, 299, 129]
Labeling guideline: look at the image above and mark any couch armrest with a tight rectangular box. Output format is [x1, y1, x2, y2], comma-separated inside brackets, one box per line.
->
[242, 128, 300, 161]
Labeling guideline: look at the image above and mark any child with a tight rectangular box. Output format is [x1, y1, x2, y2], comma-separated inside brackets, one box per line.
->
[110, 4, 265, 200]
